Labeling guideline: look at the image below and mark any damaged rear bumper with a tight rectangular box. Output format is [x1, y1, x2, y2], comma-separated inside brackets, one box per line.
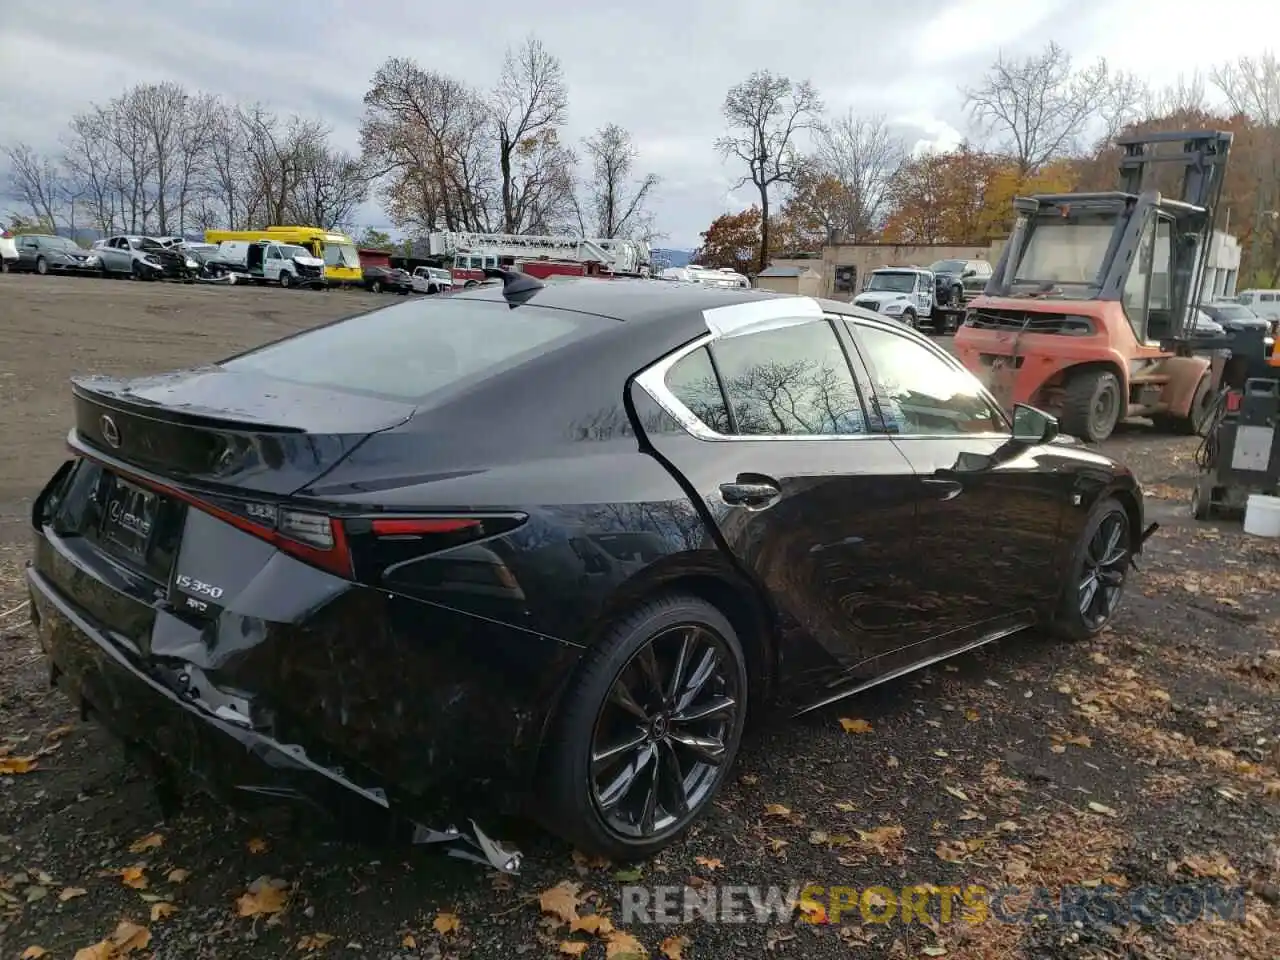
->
[25, 566, 521, 873]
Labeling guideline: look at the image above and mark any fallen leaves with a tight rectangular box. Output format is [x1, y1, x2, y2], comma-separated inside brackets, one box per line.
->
[166, 868, 190, 884]
[605, 930, 647, 958]
[432, 910, 462, 935]
[0, 755, 38, 775]
[21, 948, 48, 959]
[59, 886, 88, 902]
[149, 901, 178, 923]
[127, 832, 163, 854]
[1087, 801, 1119, 818]
[539, 879, 646, 958]
[660, 934, 689, 959]
[539, 880, 583, 924]
[693, 856, 722, 871]
[296, 932, 334, 952]
[247, 837, 269, 854]
[108, 866, 147, 891]
[839, 717, 873, 734]
[72, 920, 151, 960]
[235, 876, 290, 917]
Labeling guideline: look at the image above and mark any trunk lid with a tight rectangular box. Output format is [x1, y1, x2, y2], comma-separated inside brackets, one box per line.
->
[72, 367, 416, 495]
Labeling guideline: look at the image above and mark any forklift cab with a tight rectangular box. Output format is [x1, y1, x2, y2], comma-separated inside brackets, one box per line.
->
[986, 131, 1232, 349]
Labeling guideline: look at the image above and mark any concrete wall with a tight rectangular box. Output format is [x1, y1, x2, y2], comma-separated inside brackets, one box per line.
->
[756, 268, 824, 298]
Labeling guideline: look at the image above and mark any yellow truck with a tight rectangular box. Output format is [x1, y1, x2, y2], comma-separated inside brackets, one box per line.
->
[203, 226, 362, 286]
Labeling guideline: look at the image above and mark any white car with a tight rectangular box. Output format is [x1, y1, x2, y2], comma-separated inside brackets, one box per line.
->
[0, 228, 17, 272]
[411, 266, 454, 294]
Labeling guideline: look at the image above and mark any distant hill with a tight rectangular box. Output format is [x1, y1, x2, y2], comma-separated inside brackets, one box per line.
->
[651, 248, 693, 270]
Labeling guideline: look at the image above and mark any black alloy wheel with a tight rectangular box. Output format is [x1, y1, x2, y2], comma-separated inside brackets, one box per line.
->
[538, 595, 748, 860]
[590, 623, 741, 840]
[1054, 497, 1131, 641]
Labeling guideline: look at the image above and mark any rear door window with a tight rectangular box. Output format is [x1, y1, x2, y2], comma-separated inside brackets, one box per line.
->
[710, 320, 868, 436]
[222, 299, 607, 404]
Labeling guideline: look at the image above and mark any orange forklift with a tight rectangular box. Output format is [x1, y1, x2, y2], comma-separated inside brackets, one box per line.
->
[953, 131, 1233, 443]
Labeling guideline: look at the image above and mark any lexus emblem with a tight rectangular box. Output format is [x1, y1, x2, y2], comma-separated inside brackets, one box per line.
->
[100, 415, 121, 448]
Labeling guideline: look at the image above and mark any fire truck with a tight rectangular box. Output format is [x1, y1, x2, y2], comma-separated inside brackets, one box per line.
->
[425, 232, 651, 285]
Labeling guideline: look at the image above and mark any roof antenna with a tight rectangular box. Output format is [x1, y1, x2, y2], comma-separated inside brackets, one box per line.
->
[482, 267, 544, 304]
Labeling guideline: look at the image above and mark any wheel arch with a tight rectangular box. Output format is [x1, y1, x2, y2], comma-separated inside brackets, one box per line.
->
[531, 553, 779, 774]
[1036, 358, 1129, 404]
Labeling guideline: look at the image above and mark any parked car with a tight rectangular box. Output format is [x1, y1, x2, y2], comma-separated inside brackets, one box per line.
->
[1200, 300, 1276, 346]
[927, 258, 993, 307]
[92, 235, 198, 280]
[0, 228, 17, 272]
[203, 240, 325, 287]
[11, 234, 101, 275]
[411, 265, 455, 295]
[26, 276, 1152, 865]
[1235, 290, 1280, 325]
[363, 264, 413, 294]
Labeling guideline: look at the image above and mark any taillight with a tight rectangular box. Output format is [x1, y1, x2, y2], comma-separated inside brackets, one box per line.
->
[1, 229, 11, 238]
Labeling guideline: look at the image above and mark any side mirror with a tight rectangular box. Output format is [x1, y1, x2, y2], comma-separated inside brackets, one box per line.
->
[1012, 403, 1059, 445]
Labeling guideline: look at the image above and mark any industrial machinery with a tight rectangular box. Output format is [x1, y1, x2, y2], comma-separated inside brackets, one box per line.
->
[1190, 328, 1280, 520]
[954, 131, 1234, 442]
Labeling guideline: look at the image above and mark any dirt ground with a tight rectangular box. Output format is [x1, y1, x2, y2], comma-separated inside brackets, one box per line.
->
[1, 272, 1278, 960]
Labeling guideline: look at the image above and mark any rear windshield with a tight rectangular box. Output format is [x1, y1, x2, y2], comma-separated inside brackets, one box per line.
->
[222, 298, 601, 403]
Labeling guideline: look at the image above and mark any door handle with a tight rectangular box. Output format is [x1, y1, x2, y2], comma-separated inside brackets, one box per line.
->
[719, 480, 781, 507]
[921, 477, 963, 501]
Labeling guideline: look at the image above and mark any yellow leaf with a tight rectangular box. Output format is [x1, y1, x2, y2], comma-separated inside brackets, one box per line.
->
[856, 825, 904, 852]
[73, 944, 113, 960]
[1087, 801, 1118, 818]
[112, 920, 151, 953]
[538, 881, 583, 925]
[694, 856, 722, 870]
[128, 833, 164, 854]
[606, 929, 648, 959]
[943, 786, 969, 802]
[433, 911, 462, 935]
[150, 901, 178, 922]
[296, 933, 334, 952]
[21, 947, 49, 959]
[839, 718, 872, 734]
[235, 876, 289, 917]
[559, 943, 590, 957]
[964, 708, 980, 722]
[59, 886, 88, 901]
[571, 913, 615, 936]
[120, 866, 148, 890]
[661, 935, 689, 960]
[763, 803, 791, 817]
[46, 725, 76, 740]
[247, 837, 268, 854]
[166, 868, 190, 884]
[1064, 735, 1092, 748]
[401, 934, 417, 948]
[0, 755, 38, 775]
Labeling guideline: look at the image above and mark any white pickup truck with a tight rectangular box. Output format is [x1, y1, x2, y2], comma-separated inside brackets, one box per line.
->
[411, 266, 455, 295]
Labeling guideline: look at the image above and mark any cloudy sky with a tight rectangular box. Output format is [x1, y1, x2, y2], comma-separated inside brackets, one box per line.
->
[0, 0, 1270, 248]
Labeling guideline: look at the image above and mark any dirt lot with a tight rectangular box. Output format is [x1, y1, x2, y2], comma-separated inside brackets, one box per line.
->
[1, 272, 1278, 960]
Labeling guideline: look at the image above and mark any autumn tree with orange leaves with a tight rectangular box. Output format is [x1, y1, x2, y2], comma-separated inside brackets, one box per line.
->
[693, 206, 814, 274]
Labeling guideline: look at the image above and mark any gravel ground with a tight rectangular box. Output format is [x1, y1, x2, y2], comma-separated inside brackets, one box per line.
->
[1, 272, 1278, 960]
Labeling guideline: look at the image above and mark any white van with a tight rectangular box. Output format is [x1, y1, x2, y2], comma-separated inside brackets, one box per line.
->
[1236, 290, 1280, 324]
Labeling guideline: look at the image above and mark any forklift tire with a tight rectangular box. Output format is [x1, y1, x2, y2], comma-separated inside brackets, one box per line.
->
[1060, 369, 1122, 443]
[1152, 374, 1211, 437]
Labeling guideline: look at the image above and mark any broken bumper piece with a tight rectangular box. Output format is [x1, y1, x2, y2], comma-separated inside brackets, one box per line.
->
[27, 567, 522, 874]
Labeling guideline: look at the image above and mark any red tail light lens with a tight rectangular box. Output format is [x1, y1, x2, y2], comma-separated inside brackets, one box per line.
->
[1, 229, 12, 239]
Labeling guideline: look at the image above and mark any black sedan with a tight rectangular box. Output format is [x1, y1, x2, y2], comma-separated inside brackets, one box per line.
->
[25, 272, 1152, 866]
[362, 264, 413, 294]
[12, 234, 102, 275]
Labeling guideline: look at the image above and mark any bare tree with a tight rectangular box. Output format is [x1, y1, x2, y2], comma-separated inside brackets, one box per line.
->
[962, 41, 1143, 173]
[812, 111, 907, 240]
[491, 36, 572, 232]
[361, 57, 497, 233]
[63, 107, 122, 234]
[716, 70, 823, 272]
[1144, 72, 1210, 118]
[291, 144, 369, 230]
[2, 143, 65, 229]
[203, 100, 252, 229]
[237, 105, 333, 226]
[578, 123, 659, 239]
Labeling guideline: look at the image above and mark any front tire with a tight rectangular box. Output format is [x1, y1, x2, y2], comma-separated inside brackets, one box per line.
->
[536, 594, 749, 861]
[280, 271, 292, 289]
[35, 256, 48, 276]
[901, 308, 918, 329]
[1061, 369, 1122, 443]
[1052, 497, 1132, 642]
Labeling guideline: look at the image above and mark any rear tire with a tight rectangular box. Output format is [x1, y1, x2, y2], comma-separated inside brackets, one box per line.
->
[370, 280, 382, 294]
[1061, 369, 1122, 443]
[35, 256, 48, 276]
[1051, 496, 1132, 642]
[1152, 375, 1212, 436]
[536, 594, 749, 861]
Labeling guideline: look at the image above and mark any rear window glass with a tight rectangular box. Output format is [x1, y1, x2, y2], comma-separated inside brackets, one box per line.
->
[223, 299, 598, 403]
